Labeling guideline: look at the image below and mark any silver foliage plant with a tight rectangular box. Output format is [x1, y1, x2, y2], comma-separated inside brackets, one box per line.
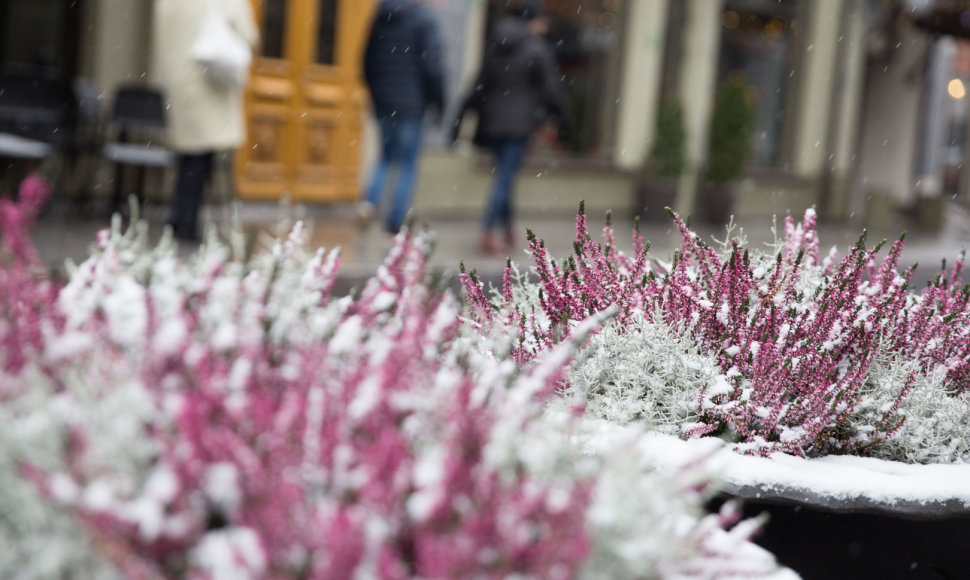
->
[852, 350, 970, 464]
[565, 311, 714, 436]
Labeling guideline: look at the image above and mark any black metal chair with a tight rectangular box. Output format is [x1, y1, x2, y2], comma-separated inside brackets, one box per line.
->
[101, 85, 174, 212]
[0, 64, 78, 202]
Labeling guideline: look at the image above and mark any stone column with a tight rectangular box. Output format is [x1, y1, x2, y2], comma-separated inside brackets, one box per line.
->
[825, 0, 868, 221]
[86, 0, 152, 96]
[613, 0, 669, 171]
[792, 0, 843, 179]
[78, 2, 99, 81]
[675, 0, 723, 217]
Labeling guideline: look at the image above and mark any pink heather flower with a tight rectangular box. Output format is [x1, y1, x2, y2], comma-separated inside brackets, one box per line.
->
[0, 173, 50, 267]
[465, 205, 969, 458]
[10, 220, 604, 579]
[0, 175, 59, 376]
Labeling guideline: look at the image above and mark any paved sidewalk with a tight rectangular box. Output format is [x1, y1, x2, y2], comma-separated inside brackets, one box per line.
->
[29, 200, 970, 289]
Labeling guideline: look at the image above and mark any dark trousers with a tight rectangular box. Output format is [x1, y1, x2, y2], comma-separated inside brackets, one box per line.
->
[167, 152, 214, 240]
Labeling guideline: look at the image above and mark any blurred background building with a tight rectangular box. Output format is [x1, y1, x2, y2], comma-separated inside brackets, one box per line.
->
[2, 0, 970, 230]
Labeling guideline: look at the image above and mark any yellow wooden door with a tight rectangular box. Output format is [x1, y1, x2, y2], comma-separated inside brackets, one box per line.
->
[236, 0, 375, 202]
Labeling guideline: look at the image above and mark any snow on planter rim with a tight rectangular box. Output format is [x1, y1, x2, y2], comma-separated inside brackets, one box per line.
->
[580, 419, 970, 517]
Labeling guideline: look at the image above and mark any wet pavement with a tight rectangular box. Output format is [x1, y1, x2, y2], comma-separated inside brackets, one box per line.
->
[28, 198, 970, 291]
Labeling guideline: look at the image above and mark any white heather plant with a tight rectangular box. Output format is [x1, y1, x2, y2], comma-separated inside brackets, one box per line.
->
[0, 364, 122, 580]
[0, 181, 795, 579]
[0, 176, 121, 579]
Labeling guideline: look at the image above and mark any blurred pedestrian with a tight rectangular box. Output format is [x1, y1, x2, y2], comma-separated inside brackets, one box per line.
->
[359, 0, 446, 234]
[153, 0, 258, 242]
[452, 1, 566, 255]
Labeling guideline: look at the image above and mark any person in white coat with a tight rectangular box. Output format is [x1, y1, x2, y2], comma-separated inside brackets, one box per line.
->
[153, 0, 258, 241]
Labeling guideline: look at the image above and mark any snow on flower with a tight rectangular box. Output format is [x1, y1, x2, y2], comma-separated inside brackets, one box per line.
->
[464, 203, 969, 459]
[0, 186, 794, 579]
[191, 527, 267, 580]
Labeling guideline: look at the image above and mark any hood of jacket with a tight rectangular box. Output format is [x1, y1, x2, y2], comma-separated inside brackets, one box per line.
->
[489, 16, 532, 54]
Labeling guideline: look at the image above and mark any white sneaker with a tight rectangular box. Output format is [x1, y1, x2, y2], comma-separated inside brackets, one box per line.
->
[356, 201, 376, 227]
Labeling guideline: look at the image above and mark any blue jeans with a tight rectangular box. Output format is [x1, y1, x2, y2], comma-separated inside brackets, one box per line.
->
[365, 116, 423, 231]
[484, 138, 529, 231]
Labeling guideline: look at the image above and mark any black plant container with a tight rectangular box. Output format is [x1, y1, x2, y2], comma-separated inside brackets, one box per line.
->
[708, 488, 970, 579]
[696, 183, 736, 226]
[633, 176, 678, 223]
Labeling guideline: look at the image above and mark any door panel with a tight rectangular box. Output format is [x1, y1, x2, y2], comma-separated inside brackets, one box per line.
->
[237, 0, 374, 203]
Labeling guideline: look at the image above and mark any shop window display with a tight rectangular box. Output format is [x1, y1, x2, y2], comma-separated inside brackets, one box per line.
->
[0, 0, 82, 75]
[718, 0, 802, 169]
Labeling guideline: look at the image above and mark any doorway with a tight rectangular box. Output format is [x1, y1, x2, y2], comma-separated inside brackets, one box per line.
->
[0, 0, 83, 75]
[236, 0, 374, 202]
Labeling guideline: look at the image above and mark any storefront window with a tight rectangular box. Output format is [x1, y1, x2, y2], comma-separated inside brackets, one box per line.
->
[718, 0, 802, 169]
[942, 41, 970, 197]
[484, 0, 625, 161]
[0, 0, 82, 74]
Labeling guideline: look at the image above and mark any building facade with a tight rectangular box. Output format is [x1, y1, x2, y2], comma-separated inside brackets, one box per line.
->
[2, 0, 953, 226]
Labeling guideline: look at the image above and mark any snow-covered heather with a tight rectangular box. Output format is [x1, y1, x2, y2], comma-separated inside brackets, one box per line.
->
[0, 178, 795, 579]
[0, 175, 120, 579]
[462, 205, 970, 462]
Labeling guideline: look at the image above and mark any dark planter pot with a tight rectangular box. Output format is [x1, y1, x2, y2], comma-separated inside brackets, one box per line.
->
[709, 487, 970, 579]
[633, 175, 678, 222]
[916, 197, 944, 232]
[696, 183, 736, 225]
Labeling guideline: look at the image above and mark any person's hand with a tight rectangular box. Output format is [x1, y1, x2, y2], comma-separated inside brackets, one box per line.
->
[448, 117, 462, 149]
[555, 117, 572, 144]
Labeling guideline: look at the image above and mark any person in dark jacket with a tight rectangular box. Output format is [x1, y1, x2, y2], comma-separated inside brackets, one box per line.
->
[453, 1, 566, 255]
[359, 0, 445, 234]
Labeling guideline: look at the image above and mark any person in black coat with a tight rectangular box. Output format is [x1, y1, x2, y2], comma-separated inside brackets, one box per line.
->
[453, 1, 566, 255]
[360, 0, 445, 234]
